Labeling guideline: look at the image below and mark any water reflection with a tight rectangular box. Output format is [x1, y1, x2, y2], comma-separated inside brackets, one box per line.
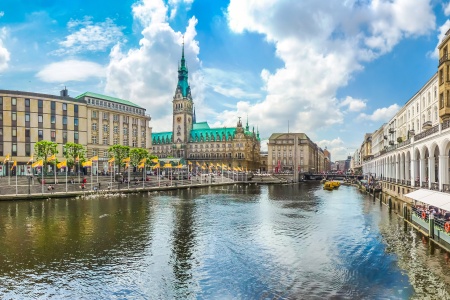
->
[0, 185, 449, 298]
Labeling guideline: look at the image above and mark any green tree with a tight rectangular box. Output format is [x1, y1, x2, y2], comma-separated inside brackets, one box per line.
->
[34, 140, 58, 173]
[63, 142, 86, 169]
[130, 148, 149, 168]
[108, 145, 130, 173]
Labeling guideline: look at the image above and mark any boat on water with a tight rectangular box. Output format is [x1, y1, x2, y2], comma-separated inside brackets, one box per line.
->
[323, 181, 334, 191]
[330, 181, 340, 189]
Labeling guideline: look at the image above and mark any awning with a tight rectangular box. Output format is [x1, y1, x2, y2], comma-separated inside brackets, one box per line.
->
[405, 189, 450, 210]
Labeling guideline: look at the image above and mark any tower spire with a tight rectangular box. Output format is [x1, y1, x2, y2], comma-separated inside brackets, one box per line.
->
[193, 106, 196, 123]
[181, 35, 186, 68]
[246, 114, 249, 131]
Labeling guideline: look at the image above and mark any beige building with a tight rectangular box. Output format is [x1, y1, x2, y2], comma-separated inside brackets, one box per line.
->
[0, 89, 152, 175]
[267, 133, 324, 173]
[259, 151, 268, 172]
[75, 92, 152, 172]
[0, 89, 87, 175]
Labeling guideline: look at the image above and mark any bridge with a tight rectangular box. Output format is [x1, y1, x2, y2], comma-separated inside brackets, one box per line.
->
[303, 173, 363, 181]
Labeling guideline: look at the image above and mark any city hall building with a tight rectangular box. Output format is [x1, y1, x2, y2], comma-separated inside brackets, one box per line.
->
[151, 45, 261, 170]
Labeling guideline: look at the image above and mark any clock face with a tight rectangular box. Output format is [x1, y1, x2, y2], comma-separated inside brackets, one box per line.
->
[177, 116, 181, 123]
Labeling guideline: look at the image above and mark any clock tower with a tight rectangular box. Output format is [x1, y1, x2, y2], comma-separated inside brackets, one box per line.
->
[172, 40, 194, 158]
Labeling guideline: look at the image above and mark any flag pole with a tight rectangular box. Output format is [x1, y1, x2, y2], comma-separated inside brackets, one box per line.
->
[78, 160, 80, 184]
[41, 163, 44, 194]
[8, 161, 10, 186]
[143, 165, 145, 189]
[127, 163, 130, 190]
[65, 163, 68, 193]
[15, 163, 18, 195]
[90, 164, 93, 191]
[54, 160, 57, 186]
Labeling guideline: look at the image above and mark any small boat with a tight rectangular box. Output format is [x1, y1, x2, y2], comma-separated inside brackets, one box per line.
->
[323, 181, 334, 191]
[330, 181, 340, 189]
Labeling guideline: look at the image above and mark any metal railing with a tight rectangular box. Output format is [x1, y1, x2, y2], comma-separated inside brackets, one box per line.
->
[414, 124, 439, 141]
[406, 180, 411, 186]
[414, 180, 420, 187]
[443, 120, 450, 131]
[421, 181, 429, 188]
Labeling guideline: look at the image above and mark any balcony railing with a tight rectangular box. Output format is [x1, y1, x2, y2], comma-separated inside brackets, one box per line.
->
[443, 120, 450, 131]
[388, 128, 395, 133]
[414, 180, 420, 187]
[389, 140, 394, 145]
[415, 124, 439, 142]
[406, 180, 411, 186]
[439, 53, 449, 65]
[421, 181, 428, 188]
[422, 121, 432, 129]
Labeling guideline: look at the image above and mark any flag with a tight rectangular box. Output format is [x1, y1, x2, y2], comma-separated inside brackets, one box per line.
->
[27, 154, 34, 164]
[151, 158, 158, 163]
[122, 157, 131, 163]
[57, 160, 67, 169]
[10, 160, 16, 171]
[176, 163, 183, 169]
[163, 163, 172, 168]
[82, 160, 92, 167]
[32, 160, 43, 168]
[216, 163, 220, 168]
[91, 155, 99, 162]
[153, 163, 160, 168]
[124, 162, 130, 169]
[139, 158, 147, 164]
[48, 154, 56, 162]
[138, 162, 145, 169]
[196, 162, 200, 166]
[108, 157, 115, 163]
[3, 154, 10, 164]
[75, 156, 80, 163]
[188, 161, 192, 165]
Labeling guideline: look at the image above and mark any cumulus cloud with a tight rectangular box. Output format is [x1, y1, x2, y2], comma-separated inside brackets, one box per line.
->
[105, 0, 202, 132]
[339, 96, 367, 112]
[36, 60, 105, 82]
[358, 104, 401, 122]
[52, 17, 124, 55]
[444, 2, 450, 16]
[202, 68, 261, 99]
[0, 27, 10, 71]
[0, 11, 4, 18]
[316, 137, 349, 161]
[430, 20, 450, 59]
[225, 0, 434, 145]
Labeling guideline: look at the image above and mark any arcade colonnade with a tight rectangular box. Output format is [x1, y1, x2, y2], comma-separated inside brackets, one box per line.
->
[363, 125, 450, 192]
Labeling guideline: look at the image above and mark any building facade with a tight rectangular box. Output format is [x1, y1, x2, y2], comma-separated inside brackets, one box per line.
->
[0, 89, 152, 175]
[267, 133, 325, 173]
[359, 29, 450, 192]
[75, 92, 152, 172]
[151, 44, 261, 170]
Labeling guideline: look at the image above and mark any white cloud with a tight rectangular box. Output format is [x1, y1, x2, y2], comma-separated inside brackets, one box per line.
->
[0, 27, 10, 71]
[339, 96, 366, 112]
[358, 104, 401, 122]
[226, 0, 434, 142]
[430, 20, 450, 59]
[104, 0, 202, 132]
[52, 17, 124, 55]
[316, 137, 353, 162]
[0, 11, 4, 18]
[36, 60, 105, 82]
[202, 68, 262, 99]
[444, 2, 450, 16]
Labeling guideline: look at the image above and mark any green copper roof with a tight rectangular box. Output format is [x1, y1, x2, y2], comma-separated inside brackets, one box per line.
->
[152, 132, 173, 144]
[192, 122, 210, 130]
[75, 92, 143, 109]
[177, 42, 190, 98]
[190, 127, 237, 142]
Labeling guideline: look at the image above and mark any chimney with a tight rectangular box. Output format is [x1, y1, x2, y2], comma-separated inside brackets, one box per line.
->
[60, 86, 68, 97]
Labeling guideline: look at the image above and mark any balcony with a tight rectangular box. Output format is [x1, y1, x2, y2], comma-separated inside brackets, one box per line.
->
[439, 53, 449, 66]
[383, 135, 387, 139]
[388, 128, 395, 133]
[389, 140, 394, 145]
[422, 121, 432, 130]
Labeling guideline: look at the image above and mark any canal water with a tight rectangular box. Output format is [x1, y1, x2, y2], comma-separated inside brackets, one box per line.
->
[0, 183, 449, 299]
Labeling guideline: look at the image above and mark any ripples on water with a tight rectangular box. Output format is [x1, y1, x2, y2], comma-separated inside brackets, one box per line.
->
[0, 184, 449, 299]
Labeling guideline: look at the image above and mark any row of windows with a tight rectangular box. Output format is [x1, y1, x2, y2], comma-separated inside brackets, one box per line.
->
[188, 153, 245, 159]
[88, 98, 145, 116]
[0, 128, 79, 140]
[0, 143, 32, 156]
[0, 112, 79, 126]
[91, 110, 147, 125]
[0, 97, 78, 112]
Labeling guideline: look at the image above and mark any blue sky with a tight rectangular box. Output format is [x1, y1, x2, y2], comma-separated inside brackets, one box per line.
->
[0, 0, 449, 160]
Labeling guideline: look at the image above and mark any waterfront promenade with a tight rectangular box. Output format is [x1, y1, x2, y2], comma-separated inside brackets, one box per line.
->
[0, 174, 286, 200]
